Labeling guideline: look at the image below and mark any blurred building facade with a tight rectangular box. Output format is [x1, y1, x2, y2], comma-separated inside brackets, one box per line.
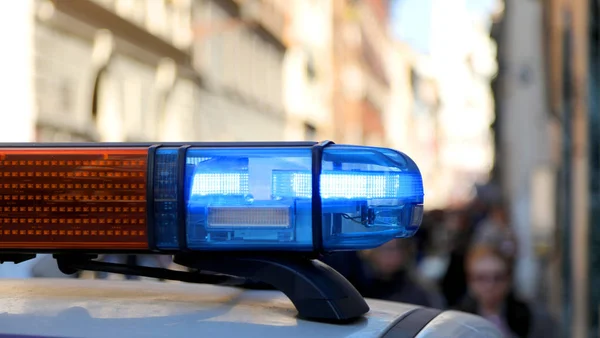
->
[492, 0, 549, 308]
[27, 0, 288, 144]
[390, 0, 497, 210]
[282, 0, 334, 141]
[35, 0, 198, 143]
[543, 0, 600, 337]
[427, 0, 497, 208]
[193, 0, 288, 141]
[332, 0, 390, 147]
[386, 42, 446, 209]
[497, 0, 600, 336]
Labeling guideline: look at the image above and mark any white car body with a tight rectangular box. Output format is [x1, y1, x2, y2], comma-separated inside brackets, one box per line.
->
[0, 279, 502, 338]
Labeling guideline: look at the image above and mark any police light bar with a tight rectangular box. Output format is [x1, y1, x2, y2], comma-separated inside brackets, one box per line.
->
[0, 141, 423, 323]
[0, 141, 424, 254]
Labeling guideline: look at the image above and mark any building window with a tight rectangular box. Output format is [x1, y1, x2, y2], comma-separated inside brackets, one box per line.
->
[91, 69, 106, 121]
[60, 79, 73, 114]
[305, 50, 317, 81]
[304, 123, 317, 140]
[410, 68, 418, 93]
[123, 77, 143, 137]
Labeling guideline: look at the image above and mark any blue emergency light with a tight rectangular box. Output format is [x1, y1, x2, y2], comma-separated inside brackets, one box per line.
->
[152, 142, 424, 253]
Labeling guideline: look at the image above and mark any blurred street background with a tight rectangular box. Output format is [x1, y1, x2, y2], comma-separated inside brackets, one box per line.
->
[0, 0, 596, 337]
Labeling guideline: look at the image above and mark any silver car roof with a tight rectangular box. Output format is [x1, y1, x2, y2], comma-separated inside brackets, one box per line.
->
[0, 279, 501, 338]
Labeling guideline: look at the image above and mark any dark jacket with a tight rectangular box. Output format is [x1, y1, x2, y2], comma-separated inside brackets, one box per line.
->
[321, 252, 434, 308]
[358, 269, 433, 307]
[454, 292, 557, 338]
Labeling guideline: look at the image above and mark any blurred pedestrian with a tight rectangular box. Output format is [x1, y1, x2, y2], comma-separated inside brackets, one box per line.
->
[414, 209, 444, 262]
[320, 250, 368, 288]
[471, 202, 518, 260]
[455, 245, 557, 338]
[440, 183, 504, 307]
[416, 210, 450, 284]
[357, 238, 445, 308]
[440, 209, 472, 307]
[468, 183, 502, 231]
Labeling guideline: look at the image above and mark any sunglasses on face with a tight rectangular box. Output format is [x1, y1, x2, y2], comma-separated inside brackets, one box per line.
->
[470, 272, 508, 284]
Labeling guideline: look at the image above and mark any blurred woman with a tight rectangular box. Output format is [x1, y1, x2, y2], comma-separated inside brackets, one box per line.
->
[455, 245, 556, 338]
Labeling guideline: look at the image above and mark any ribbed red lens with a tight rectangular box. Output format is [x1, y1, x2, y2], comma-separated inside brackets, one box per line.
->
[0, 148, 148, 249]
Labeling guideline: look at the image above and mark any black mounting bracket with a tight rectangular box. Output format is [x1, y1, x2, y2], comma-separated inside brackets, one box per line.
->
[173, 254, 370, 322]
[0, 253, 37, 264]
[54, 254, 244, 286]
[54, 254, 369, 323]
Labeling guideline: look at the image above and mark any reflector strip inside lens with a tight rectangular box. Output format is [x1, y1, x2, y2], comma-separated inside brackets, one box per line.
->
[0, 148, 149, 249]
[207, 206, 291, 228]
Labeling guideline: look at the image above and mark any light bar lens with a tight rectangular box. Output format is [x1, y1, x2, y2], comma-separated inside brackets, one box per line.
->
[319, 146, 423, 250]
[152, 144, 423, 251]
[182, 148, 313, 251]
[272, 171, 422, 199]
[0, 148, 149, 249]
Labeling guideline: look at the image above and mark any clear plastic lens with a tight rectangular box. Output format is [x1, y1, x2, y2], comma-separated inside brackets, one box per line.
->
[185, 148, 313, 251]
[154, 144, 423, 252]
[319, 146, 424, 250]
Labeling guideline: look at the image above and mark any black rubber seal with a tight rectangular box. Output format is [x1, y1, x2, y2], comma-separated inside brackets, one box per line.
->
[381, 308, 442, 338]
[177, 145, 191, 251]
[0, 141, 317, 148]
[146, 144, 162, 251]
[310, 140, 334, 257]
